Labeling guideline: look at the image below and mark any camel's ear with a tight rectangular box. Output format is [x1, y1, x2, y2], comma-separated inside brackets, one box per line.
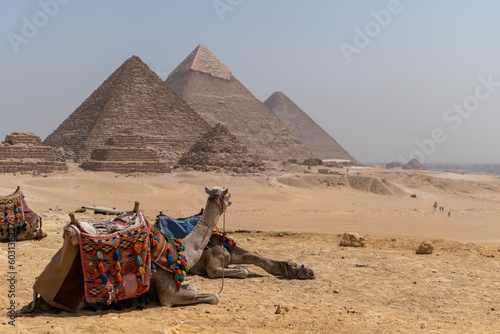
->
[222, 188, 228, 196]
[205, 186, 211, 194]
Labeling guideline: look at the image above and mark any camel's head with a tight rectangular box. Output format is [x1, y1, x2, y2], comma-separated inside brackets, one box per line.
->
[284, 260, 315, 280]
[205, 186, 232, 212]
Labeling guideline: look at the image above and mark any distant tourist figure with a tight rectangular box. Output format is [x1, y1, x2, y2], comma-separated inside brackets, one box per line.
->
[448, 211, 451, 217]
[433, 201, 438, 211]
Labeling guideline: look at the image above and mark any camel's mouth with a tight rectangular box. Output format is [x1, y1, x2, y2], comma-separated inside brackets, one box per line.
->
[299, 268, 315, 280]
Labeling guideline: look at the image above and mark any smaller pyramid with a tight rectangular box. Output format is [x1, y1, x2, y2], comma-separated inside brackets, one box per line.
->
[177, 123, 265, 173]
[403, 159, 426, 170]
[385, 161, 404, 169]
[0, 132, 67, 173]
[264, 92, 357, 163]
[80, 134, 170, 173]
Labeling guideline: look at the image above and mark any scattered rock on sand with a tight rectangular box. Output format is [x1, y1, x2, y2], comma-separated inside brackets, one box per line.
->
[275, 303, 289, 314]
[416, 241, 434, 254]
[339, 232, 366, 247]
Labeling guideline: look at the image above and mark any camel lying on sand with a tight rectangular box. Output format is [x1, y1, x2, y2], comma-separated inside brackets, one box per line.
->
[151, 187, 231, 307]
[190, 232, 315, 280]
[22, 187, 231, 313]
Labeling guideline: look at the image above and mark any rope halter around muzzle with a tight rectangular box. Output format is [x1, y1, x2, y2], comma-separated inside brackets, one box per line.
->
[209, 192, 232, 215]
[283, 262, 305, 279]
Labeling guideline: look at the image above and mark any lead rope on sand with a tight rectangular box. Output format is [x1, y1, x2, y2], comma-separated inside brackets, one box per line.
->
[218, 210, 226, 295]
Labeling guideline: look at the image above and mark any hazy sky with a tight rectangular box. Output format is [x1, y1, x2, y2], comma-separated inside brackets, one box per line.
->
[2, 1, 500, 164]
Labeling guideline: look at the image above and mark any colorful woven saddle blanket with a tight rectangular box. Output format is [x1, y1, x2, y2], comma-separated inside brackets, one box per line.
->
[70, 211, 152, 306]
[0, 189, 41, 239]
[156, 214, 201, 239]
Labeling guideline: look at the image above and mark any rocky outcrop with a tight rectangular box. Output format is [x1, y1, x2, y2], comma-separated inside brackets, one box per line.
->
[339, 232, 366, 247]
[0, 132, 67, 173]
[177, 123, 265, 173]
[44, 55, 211, 162]
[166, 45, 315, 162]
[264, 91, 357, 163]
[80, 134, 170, 173]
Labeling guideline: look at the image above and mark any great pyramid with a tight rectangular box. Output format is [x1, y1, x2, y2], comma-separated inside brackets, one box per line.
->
[177, 123, 265, 173]
[44, 55, 211, 162]
[165, 44, 315, 162]
[80, 134, 170, 173]
[264, 91, 357, 163]
[0, 132, 67, 173]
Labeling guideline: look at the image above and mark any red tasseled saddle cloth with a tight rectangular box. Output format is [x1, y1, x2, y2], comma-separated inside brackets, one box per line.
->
[69, 211, 152, 305]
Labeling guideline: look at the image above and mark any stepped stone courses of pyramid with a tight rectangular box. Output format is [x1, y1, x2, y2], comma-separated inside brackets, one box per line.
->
[0, 132, 67, 173]
[166, 44, 316, 162]
[264, 91, 357, 164]
[44, 55, 211, 162]
[177, 123, 265, 174]
[80, 134, 170, 173]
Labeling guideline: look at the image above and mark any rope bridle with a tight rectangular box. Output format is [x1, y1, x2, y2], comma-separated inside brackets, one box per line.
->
[208, 193, 231, 215]
[208, 191, 230, 294]
[282, 262, 305, 279]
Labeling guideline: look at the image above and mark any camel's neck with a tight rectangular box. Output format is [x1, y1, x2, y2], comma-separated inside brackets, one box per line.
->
[182, 197, 222, 265]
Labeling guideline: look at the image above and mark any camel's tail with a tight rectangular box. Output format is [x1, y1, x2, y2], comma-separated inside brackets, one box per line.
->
[18, 290, 37, 315]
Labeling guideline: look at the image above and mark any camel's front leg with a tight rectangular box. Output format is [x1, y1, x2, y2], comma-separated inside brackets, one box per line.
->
[152, 272, 219, 307]
[170, 284, 220, 306]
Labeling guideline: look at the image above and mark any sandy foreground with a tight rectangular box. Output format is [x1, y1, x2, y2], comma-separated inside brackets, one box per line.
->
[1, 164, 500, 333]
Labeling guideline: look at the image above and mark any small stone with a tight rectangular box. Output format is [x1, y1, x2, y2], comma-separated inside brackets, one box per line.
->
[275, 304, 289, 314]
[333, 289, 340, 293]
[416, 241, 434, 254]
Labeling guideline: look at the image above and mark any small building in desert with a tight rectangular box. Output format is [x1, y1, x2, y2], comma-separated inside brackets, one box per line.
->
[0, 132, 67, 173]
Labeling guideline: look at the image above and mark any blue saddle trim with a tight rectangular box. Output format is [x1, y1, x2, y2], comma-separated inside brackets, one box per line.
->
[157, 215, 201, 239]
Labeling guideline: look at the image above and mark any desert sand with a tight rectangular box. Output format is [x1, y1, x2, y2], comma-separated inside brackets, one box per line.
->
[1, 164, 500, 333]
